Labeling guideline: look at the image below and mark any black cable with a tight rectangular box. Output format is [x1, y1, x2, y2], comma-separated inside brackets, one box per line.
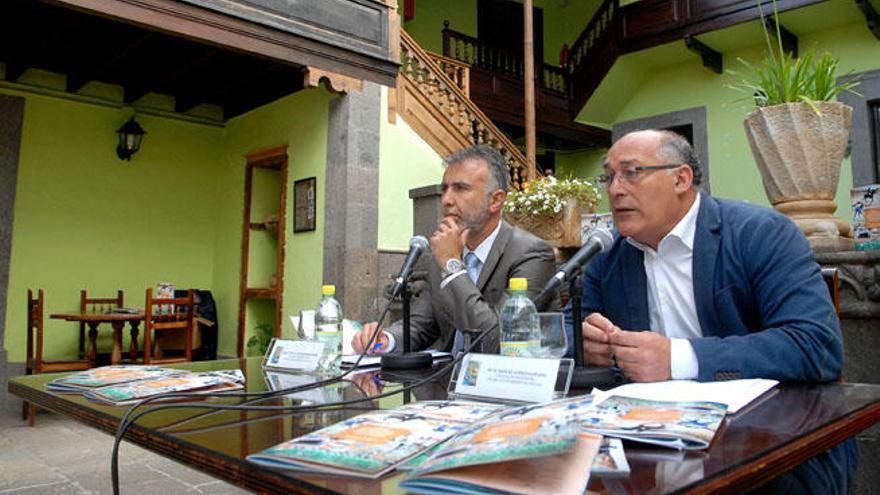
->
[111, 302, 389, 494]
[110, 326, 490, 494]
[110, 289, 489, 494]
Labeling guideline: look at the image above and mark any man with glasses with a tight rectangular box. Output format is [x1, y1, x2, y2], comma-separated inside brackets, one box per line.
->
[352, 145, 557, 355]
[571, 129, 843, 384]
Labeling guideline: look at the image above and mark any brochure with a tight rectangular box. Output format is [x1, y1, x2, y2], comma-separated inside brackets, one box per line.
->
[402, 433, 602, 495]
[593, 378, 778, 415]
[82, 369, 245, 406]
[592, 437, 630, 476]
[247, 400, 505, 479]
[400, 395, 601, 495]
[582, 396, 727, 450]
[45, 365, 187, 393]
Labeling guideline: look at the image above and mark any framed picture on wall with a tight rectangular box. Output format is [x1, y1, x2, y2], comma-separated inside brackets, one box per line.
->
[294, 177, 317, 233]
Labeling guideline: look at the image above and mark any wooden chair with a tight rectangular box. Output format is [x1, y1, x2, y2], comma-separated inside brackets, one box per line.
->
[143, 288, 195, 364]
[24, 289, 90, 426]
[821, 267, 841, 316]
[78, 290, 124, 359]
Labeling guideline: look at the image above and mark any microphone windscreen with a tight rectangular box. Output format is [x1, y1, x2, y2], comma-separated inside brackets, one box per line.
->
[410, 235, 429, 250]
[585, 227, 613, 252]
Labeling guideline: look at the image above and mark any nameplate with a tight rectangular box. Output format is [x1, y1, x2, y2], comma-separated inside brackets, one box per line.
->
[262, 338, 325, 372]
[449, 353, 571, 404]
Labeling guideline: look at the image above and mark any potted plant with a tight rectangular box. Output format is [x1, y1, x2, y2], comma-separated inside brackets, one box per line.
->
[503, 175, 601, 248]
[246, 322, 274, 357]
[728, 1, 859, 251]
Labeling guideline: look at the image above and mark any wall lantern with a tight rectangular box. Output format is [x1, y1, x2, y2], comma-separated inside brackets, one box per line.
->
[116, 117, 146, 161]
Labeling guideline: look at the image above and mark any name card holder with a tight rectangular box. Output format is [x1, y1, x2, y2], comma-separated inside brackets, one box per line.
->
[262, 338, 326, 374]
[447, 353, 574, 405]
[262, 369, 343, 405]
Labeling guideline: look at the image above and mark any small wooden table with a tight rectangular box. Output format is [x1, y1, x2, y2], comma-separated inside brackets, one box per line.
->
[50, 311, 145, 365]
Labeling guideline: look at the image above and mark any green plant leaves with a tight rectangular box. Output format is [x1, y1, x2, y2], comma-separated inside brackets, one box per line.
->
[725, 0, 859, 108]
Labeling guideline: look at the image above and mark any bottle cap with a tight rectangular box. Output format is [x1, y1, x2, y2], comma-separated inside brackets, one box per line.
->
[322, 285, 336, 295]
[508, 278, 528, 291]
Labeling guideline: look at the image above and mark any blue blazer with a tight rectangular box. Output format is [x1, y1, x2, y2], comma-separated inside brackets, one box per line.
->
[569, 193, 843, 382]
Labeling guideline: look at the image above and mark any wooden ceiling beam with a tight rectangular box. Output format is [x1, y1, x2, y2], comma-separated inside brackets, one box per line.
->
[128, 48, 221, 109]
[67, 32, 154, 93]
[855, 0, 880, 40]
[763, 17, 799, 57]
[123, 87, 151, 104]
[4, 61, 27, 82]
[684, 36, 722, 74]
[175, 62, 284, 114]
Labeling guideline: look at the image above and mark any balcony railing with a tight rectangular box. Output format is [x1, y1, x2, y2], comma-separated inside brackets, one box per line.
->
[442, 23, 571, 96]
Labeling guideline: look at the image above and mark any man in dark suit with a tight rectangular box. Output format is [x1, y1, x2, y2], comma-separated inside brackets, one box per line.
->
[352, 145, 557, 354]
[573, 129, 843, 383]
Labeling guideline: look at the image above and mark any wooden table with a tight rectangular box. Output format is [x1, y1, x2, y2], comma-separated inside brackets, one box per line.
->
[50, 311, 144, 366]
[8, 358, 880, 494]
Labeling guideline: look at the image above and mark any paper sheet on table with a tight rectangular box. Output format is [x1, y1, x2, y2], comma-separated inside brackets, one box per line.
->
[592, 378, 778, 415]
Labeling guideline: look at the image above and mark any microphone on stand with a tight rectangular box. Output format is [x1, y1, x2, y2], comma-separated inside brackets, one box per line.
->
[382, 235, 433, 370]
[535, 227, 622, 390]
[534, 228, 614, 309]
[389, 236, 429, 300]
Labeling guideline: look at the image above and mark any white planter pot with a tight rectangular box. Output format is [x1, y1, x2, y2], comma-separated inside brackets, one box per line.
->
[743, 101, 854, 251]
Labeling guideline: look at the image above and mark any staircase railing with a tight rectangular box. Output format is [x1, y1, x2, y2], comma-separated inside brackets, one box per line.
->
[400, 30, 533, 189]
[425, 52, 470, 97]
[568, 0, 618, 74]
[567, 0, 620, 111]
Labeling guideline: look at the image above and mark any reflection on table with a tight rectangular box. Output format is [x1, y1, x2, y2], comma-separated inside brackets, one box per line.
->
[8, 357, 879, 494]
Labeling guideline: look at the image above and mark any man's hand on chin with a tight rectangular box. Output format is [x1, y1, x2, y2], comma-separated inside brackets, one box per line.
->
[431, 216, 468, 267]
[609, 330, 672, 382]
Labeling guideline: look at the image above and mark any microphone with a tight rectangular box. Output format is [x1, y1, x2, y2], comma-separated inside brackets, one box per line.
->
[535, 227, 613, 306]
[389, 235, 430, 299]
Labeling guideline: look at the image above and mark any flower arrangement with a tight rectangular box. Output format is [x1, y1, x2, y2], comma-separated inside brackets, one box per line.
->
[726, 0, 858, 109]
[504, 175, 601, 216]
[503, 175, 601, 248]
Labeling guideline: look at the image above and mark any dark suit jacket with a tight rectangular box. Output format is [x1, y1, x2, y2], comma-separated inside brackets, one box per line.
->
[571, 192, 843, 382]
[389, 220, 558, 353]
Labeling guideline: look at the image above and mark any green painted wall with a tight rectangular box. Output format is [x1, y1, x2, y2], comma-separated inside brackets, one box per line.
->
[378, 88, 444, 251]
[555, 147, 609, 212]
[218, 87, 336, 351]
[403, 0, 601, 66]
[573, 20, 880, 221]
[2, 88, 222, 362]
[2, 80, 338, 362]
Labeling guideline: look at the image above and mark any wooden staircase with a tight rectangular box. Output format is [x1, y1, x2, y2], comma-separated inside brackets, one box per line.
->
[394, 30, 534, 189]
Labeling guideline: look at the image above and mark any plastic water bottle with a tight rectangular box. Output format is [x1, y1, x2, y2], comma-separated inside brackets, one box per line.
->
[500, 278, 541, 357]
[315, 285, 343, 372]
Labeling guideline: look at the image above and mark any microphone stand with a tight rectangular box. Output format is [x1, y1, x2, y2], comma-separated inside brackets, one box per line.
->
[568, 269, 623, 390]
[381, 282, 432, 369]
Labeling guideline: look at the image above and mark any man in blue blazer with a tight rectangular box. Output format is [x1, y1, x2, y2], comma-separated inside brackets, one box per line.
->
[572, 129, 843, 383]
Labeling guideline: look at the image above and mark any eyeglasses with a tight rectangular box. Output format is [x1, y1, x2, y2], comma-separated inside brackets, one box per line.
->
[597, 163, 682, 186]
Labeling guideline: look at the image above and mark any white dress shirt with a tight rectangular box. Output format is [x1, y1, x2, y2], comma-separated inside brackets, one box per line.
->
[625, 194, 702, 379]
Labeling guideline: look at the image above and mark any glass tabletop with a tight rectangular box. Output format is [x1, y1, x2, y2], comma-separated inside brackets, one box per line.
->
[9, 358, 880, 494]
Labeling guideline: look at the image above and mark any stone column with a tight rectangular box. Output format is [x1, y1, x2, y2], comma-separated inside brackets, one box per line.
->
[409, 184, 443, 239]
[0, 95, 24, 411]
[815, 250, 880, 383]
[323, 82, 382, 321]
